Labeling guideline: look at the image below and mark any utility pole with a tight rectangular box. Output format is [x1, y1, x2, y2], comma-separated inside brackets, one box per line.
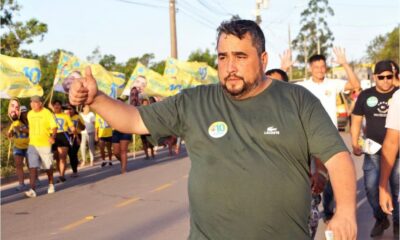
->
[303, 36, 308, 79]
[288, 24, 293, 81]
[317, 37, 321, 55]
[254, 0, 269, 25]
[255, 1, 262, 25]
[169, 0, 178, 59]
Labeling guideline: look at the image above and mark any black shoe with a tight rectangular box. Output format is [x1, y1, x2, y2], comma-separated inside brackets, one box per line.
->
[108, 161, 112, 166]
[56, 176, 66, 183]
[370, 218, 390, 237]
[394, 222, 399, 237]
[101, 162, 107, 167]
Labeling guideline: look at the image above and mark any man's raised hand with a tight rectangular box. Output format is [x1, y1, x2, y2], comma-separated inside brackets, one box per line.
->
[69, 66, 98, 106]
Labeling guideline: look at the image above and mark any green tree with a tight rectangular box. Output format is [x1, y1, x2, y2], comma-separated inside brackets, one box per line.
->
[150, 60, 166, 75]
[187, 48, 217, 68]
[292, 0, 335, 64]
[0, 0, 48, 56]
[366, 26, 399, 64]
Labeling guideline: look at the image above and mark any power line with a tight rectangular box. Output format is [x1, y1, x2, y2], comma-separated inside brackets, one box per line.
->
[115, 0, 167, 9]
[196, 0, 231, 16]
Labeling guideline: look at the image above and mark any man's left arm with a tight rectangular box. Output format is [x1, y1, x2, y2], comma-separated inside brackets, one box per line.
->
[333, 47, 360, 91]
[325, 151, 357, 240]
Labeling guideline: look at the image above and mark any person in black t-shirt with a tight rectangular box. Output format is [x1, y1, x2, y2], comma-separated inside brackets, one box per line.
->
[351, 60, 399, 237]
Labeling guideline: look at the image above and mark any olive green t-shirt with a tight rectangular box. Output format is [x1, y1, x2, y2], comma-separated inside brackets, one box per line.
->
[138, 80, 347, 239]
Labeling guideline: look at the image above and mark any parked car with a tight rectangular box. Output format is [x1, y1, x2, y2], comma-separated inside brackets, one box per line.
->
[336, 92, 351, 131]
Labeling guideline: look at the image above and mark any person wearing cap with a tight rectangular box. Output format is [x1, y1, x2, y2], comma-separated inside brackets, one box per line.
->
[25, 95, 58, 198]
[7, 98, 29, 191]
[351, 60, 399, 237]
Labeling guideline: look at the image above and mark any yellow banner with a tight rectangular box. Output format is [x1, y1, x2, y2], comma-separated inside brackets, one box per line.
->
[54, 52, 126, 98]
[163, 58, 219, 92]
[122, 62, 170, 97]
[0, 54, 43, 99]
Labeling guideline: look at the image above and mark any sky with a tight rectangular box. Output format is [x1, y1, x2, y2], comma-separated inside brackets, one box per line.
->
[10, 0, 400, 69]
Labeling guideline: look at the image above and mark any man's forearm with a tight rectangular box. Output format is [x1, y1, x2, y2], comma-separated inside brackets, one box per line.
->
[379, 129, 399, 189]
[90, 91, 149, 134]
[343, 63, 360, 90]
[325, 152, 357, 214]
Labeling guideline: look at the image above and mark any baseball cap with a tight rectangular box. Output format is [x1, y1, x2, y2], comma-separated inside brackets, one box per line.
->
[30, 95, 42, 102]
[374, 60, 398, 75]
[20, 105, 28, 112]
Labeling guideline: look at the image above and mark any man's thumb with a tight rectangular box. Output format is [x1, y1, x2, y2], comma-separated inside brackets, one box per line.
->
[85, 66, 96, 84]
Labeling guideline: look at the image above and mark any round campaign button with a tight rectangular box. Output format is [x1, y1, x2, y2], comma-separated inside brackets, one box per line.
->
[208, 121, 228, 138]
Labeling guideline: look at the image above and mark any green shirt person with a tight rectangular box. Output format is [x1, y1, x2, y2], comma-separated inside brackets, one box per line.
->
[69, 19, 357, 239]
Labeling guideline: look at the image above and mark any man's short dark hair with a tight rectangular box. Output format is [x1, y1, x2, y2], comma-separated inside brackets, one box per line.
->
[216, 19, 265, 54]
[52, 99, 62, 105]
[308, 54, 326, 64]
[265, 69, 289, 82]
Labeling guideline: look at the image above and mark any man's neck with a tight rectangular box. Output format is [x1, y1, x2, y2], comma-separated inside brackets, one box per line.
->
[375, 86, 395, 94]
[311, 76, 325, 83]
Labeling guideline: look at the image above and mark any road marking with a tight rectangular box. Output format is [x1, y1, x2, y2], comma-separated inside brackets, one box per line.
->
[150, 183, 172, 193]
[115, 197, 141, 208]
[62, 216, 95, 231]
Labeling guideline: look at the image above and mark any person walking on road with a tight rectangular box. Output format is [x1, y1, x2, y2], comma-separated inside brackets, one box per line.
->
[379, 88, 400, 238]
[69, 19, 357, 239]
[296, 50, 361, 222]
[351, 60, 399, 237]
[80, 105, 96, 167]
[95, 114, 113, 167]
[7, 98, 30, 191]
[25, 96, 58, 198]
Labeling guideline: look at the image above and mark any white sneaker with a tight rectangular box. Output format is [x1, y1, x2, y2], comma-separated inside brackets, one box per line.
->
[47, 184, 55, 194]
[24, 189, 37, 198]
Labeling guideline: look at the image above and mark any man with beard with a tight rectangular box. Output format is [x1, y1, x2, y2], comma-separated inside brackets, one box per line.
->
[351, 60, 399, 237]
[69, 19, 357, 239]
[7, 98, 29, 191]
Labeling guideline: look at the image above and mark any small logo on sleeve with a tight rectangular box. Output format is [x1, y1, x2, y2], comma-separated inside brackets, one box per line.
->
[208, 121, 228, 138]
[264, 126, 280, 135]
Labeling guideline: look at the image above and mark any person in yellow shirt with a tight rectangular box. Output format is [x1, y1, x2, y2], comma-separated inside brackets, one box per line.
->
[25, 96, 58, 198]
[95, 114, 113, 167]
[65, 104, 85, 177]
[50, 100, 76, 183]
[7, 98, 29, 191]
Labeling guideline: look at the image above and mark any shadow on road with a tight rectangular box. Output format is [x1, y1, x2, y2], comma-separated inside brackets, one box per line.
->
[1, 147, 189, 205]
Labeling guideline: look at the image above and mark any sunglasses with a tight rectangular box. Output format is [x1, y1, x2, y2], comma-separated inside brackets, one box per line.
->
[377, 74, 393, 80]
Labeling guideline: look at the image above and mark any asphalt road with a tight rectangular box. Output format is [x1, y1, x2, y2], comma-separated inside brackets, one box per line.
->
[1, 133, 398, 240]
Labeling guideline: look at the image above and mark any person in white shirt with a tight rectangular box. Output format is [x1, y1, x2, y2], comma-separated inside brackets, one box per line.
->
[379, 88, 400, 237]
[296, 48, 361, 128]
[296, 48, 361, 223]
[80, 105, 96, 166]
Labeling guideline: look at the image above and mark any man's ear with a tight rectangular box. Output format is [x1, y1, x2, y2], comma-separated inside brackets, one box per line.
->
[261, 51, 268, 71]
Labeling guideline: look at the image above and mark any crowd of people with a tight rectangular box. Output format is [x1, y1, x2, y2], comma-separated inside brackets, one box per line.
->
[6, 89, 180, 198]
[6, 18, 400, 239]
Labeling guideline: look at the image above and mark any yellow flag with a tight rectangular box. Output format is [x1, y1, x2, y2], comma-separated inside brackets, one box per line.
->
[111, 71, 126, 98]
[122, 62, 170, 97]
[54, 52, 126, 98]
[163, 58, 219, 91]
[0, 54, 43, 99]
